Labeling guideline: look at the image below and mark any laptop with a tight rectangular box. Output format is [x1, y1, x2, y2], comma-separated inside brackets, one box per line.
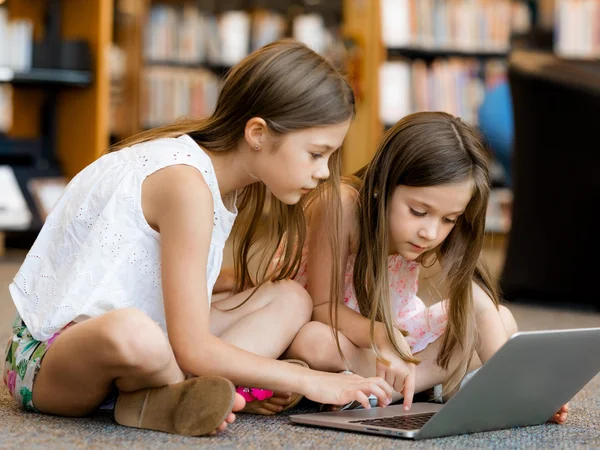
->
[290, 327, 600, 440]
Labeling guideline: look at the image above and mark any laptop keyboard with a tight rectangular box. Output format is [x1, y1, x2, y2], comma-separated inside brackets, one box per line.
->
[349, 412, 435, 430]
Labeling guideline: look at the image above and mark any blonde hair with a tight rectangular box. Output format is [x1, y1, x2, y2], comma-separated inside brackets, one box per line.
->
[343, 111, 498, 395]
[111, 39, 354, 305]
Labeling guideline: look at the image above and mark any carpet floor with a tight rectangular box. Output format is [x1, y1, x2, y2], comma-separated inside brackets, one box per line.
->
[1, 254, 600, 448]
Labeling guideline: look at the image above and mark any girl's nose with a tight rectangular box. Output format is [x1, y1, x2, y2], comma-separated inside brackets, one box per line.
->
[418, 221, 438, 241]
[314, 161, 330, 180]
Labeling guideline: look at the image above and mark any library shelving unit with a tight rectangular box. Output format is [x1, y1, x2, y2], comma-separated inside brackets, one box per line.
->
[1, 0, 111, 249]
[341, 0, 542, 172]
[111, 0, 348, 144]
[0, 66, 93, 240]
[342, 0, 541, 241]
[2, 0, 357, 249]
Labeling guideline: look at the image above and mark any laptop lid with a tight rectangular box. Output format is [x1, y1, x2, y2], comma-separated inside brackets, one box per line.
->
[416, 327, 600, 439]
[290, 327, 600, 440]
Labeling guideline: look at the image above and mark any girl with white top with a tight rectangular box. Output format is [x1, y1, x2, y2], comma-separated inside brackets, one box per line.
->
[2, 40, 393, 436]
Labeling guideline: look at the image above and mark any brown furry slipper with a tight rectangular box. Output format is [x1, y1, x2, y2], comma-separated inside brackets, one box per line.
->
[114, 376, 236, 436]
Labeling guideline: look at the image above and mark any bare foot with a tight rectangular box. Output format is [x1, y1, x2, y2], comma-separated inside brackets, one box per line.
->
[240, 391, 295, 415]
[208, 392, 246, 435]
[549, 403, 569, 424]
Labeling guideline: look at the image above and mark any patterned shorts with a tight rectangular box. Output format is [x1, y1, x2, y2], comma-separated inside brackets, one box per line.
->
[3, 315, 74, 412]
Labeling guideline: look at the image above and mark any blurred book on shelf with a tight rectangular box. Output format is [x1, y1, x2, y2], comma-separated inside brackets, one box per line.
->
[0, 7, 34, 73]
[381, 0, 531, 53]
[0, 84, 12, 133]
[252, 9, 287, 52]
[116, 2, 347, 130]
[380, 58, 506, 126]
[0, 5, 33, 134]
[142, 3, 342, 68]
[485, 187, 513, 234]
[378, 0, 534, 128]
[109, 44, 128, 137]
[554, 0, 600, 60]
[140, 67, 220, 130]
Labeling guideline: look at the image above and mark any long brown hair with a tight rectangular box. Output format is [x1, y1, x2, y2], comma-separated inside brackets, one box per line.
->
[111, 39, 354, 303]
[348, 111, 497, 395]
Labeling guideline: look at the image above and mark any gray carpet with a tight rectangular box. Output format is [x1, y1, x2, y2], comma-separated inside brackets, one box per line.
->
[2, 255, 600, 448]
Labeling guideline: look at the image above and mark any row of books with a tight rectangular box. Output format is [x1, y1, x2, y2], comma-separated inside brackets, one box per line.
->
[140, 67, 220, 129]
[0, 84, 12, 133]
[379, 58, 507, 126]
[381, 0, 531, 52]
[144, 3, 337, 67]
[554, 0, 600, 59]
[0, 8, 33, 72]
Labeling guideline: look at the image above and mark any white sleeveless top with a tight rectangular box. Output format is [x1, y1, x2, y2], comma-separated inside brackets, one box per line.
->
[9, 135, 237, 342]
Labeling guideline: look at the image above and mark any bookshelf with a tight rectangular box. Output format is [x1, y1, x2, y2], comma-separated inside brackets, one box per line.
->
[2, 0, 352, 248]
[110, 0, 348, 145]
[1, 0, 111, 248]
[8, 0, 587, 249]
[339, 0, 540, 235]
[338, 0, 535, 174]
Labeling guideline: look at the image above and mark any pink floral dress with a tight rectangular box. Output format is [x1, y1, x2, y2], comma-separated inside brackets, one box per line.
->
[288, 246, 449, 354]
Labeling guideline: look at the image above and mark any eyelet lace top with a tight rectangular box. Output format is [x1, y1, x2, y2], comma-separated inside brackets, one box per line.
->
[9, 134, 237, 342]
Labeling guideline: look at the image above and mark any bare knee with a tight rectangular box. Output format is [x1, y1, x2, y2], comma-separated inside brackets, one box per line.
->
[288, 321, 343, 371]
[97, 308, 174, 376]
[498, 305, 518, 337]
[270, 280, 313, 331]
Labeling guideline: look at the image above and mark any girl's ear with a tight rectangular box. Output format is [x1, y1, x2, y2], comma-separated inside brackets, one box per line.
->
[244, 117, 268, 150]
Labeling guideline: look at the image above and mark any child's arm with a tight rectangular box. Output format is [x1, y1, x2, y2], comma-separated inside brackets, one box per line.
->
[472, 282, 511, 363]
[304, 185, 416, 408]
[307, 186, 388, 347]
[143, 165, 393, 408]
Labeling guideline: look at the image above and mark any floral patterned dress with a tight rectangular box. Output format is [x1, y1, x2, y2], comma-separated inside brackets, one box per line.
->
[3, 315, 73, 411]
[290, 246, 449, 354]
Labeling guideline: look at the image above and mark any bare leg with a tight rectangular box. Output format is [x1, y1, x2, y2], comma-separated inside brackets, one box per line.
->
[210, 280, 312, 358]
[31, 308, 244, 434]
[210, 280, 313, 414]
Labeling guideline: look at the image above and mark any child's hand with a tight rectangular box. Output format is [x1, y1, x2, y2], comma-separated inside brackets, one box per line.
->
[374, 324, 417, 410]
[549, 403, 569, 424]
[305, 372, 393, 409]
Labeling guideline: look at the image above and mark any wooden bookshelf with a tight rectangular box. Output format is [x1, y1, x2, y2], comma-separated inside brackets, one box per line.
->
[112, 0, 362, 171]
[7, 0, 112, 180]
[341, 0, 385, 174]
[0, 0, 111, 248]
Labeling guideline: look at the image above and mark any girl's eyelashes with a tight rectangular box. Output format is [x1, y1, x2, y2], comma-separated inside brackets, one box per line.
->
[409, 207, 426, 217]
[410, 206, 460, 224]
[310, 152, 323, 160]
